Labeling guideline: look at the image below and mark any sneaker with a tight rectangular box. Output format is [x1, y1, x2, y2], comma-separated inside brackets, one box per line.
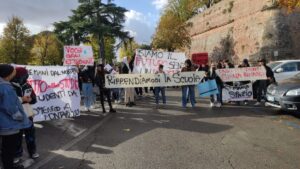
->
[109, 109, 116, 113]
[114, 100, 118, 104]
[31, 153, 39, 159]
[13, 157, 21, 164]
[83, 107, 89, 111]
[216, 103, 221, 108]
[90, 105, 95, 109]
[210, 102, 215, 107]
[244, 101, 248, 105]
[254, 102, 261, 106]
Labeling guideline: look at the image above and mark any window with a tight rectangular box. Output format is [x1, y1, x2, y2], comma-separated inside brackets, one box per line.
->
[282, 62, 297, 72]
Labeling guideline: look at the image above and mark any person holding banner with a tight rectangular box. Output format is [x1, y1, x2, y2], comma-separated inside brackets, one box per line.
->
[0, 64, 32, 169]
[154, 65, 167, 108]
[11, 67, 39, 164]
[255, 59, 276, 106]
[122, 57, 135, 107]
[207, 63, 223, 107]
[95, 64, 116, 113]
[181, 59, 196, 108]
[79, 66, 95, 111]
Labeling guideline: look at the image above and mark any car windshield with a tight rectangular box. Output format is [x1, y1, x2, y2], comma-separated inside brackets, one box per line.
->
[268, 61, 282, 69]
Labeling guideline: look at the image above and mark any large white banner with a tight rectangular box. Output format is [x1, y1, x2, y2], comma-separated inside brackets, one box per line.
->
[105, 71, 205, 88]
[133, 49, 186, 74]
[222, 83, 253, 102]
[25, 66, 81, 122]
[216, 67, 267, 82]
[64, 46, 94, 66]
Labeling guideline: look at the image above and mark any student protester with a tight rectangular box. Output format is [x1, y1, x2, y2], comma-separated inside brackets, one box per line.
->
[154, 65, 166, 108]
[11, 67, 39, 164]
[79, 66, 95, 111]
[122, 57, 135, 107]
[204, 63, 223, 107]
[181, 59, 196, 108]
[255, 59, 276, 106]
[236, 59, 251, 105]
[224, 59, 235, 68]
[111, 65, 121, 104]
[95, 64, 116, 113]
[0, 64, 31, 169]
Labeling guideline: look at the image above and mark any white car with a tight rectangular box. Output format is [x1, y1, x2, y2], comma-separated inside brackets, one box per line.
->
[268, 60, 300, 82]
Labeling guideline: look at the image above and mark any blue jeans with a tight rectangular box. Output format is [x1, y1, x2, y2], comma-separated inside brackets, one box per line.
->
[154, 87, 166, 105]
[210, 85, 222, 103]
[182, 85, 195, 107]
[82, 83, 94, 108]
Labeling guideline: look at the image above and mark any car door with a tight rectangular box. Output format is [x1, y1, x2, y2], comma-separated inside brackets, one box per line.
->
[275, 62, 299, 82]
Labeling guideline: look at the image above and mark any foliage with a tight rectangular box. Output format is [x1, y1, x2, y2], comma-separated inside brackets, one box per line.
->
[0, 16, 32, 64]
[119, 40, 140, 59]
[278, 0, 300, 12]
[29, 31, 63, 65]
[211, 34, 235, 62]
[54, 0, 131, 63]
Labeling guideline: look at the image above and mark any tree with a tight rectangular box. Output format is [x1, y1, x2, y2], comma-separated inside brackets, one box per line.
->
[0, 16, 32, 64]
[119, 40, 139, 59]
[30, 31, 63, 65]
[54, 0, 131, 63]
[211, 34, 235, 62]
[278, 0, 300, 12]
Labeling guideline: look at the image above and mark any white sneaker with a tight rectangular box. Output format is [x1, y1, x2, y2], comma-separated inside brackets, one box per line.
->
[90, 105, 95, 109]
[254, 102, 261, 106]
[114, 100, 118, 104]
[217, 103, 222, 107]
[31, 153, 39, 159]
[210, 102, 215, 107]
[13, 157, 21, 164]
[84, 107, 89, 111]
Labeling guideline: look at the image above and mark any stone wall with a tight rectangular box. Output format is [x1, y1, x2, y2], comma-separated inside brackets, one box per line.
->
[188, 0, 300, 64]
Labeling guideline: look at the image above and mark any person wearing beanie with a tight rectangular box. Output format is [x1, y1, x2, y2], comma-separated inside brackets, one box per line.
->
[11, 67, 39, 164]
[0, 64, 32, 169]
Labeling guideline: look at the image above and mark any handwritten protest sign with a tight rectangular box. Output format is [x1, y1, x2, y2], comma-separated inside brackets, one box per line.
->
[222, 83, 253, 102]
[216, 67, 267, 82]
[105, 71, 205, 88]
[24, 66, 81, 122]
[133, 49, 186, 74]
[192, 53, 208, 66]
[64, 46, 94, 66]
[198, 80, 219, 97]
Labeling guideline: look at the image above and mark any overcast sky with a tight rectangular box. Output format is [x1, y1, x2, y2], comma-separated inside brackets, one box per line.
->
[0, 0, 168, 44]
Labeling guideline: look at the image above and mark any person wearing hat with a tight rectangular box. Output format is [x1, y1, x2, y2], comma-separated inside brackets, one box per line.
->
[11, 67, 39, 164]
[0, 64, 32, 169]
[255, 59, 276, 106]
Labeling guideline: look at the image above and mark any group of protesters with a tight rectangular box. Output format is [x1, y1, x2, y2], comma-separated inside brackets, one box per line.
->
[0, 55, 275, 169]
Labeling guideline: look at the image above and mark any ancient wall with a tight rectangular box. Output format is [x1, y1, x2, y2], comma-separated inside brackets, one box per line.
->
[188, 0, 300, 64]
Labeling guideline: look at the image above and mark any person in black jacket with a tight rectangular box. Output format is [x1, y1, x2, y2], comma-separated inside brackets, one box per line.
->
[95, 64, 116, 113]
[79, 66, 95, 111]
[255, 59, 276, 105]
[11, 67, 39, 164]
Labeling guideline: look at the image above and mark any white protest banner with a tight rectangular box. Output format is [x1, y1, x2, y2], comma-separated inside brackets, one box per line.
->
[64, 46, 94, 66]
[24, 66, 81, 122]
[222, 83, 253, 102]
[216, 67, 267, 82]
[105, 71, 205, 88]
[133, 49, 186, 74]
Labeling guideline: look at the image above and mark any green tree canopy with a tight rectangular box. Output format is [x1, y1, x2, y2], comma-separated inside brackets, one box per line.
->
[0, 16, 32, 64]
[30, 31, 63, 65]
[54, 0, 131, 63]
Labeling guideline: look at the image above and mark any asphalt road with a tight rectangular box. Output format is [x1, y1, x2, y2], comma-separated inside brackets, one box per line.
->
[26, 88, 300, 169]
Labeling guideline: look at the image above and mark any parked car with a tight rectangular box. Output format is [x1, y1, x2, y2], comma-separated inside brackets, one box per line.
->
[265, 73, 300, 112]
[268, 60, 300, 82]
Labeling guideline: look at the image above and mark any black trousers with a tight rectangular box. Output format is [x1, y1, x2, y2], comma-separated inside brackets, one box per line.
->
[1, 133, 19, 169]
[135, 88, 143, 96]
[99, 88, 113, 112]
[16, 117, 36, 158]
[257, 80, 267, 102]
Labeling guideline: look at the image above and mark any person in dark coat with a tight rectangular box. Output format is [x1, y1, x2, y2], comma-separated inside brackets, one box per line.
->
[79, 66, 95, 111]
[95, 64, 116, 113]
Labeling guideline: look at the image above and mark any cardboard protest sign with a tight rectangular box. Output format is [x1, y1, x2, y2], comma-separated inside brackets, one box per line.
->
[133, 49, 186, 74]
[192, 53, 208, 66]
[216, 67, 267, 82]
[25, 66, 81, 122]
[64, 46, 94, 66]
[222, 83, 253, 102]
[198, 80, 219, 97]
[105, 71, 205, 88]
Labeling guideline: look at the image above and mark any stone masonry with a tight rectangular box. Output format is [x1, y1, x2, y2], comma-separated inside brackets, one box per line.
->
[188, 0, 300, 64]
